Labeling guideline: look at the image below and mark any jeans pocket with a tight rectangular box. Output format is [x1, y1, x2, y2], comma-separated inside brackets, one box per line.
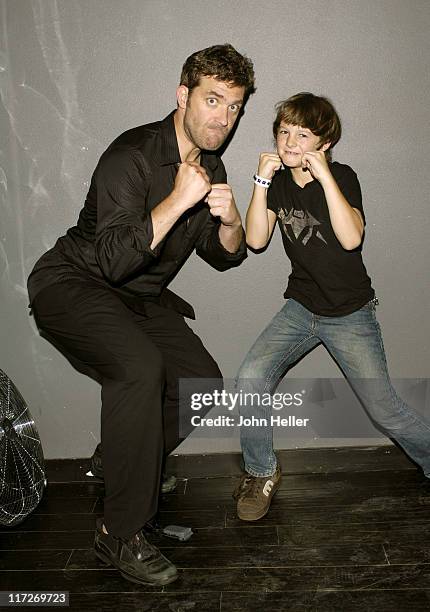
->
[365, 297, 379, 312]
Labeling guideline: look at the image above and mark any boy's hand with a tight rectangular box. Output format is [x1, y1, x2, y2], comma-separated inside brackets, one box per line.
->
[301, 151, 331, 182]
[257, 153, 282, 180]
[206, 184, 241, 226]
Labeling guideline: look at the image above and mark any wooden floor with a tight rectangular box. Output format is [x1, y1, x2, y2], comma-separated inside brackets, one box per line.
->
[1, 446, 430, 611]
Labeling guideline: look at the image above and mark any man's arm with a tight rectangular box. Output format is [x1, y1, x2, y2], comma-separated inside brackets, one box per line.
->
[218, 222, 243, 253]
[207, 183, 243, 253]
[150, 161, 212, 249]
[195, 183, 247, 271]
[195, 211, 247, 271]
[95, 149, 211, 284]
[195, 162, 247, 270]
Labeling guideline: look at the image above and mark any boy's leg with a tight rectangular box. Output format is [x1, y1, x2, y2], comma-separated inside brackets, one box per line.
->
[236, 298, 320, 478]
[319, 300, 430, 475]
[234, 299, 320, 520]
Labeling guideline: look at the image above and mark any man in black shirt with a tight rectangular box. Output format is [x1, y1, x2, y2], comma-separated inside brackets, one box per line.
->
[28, 44, 255, 585]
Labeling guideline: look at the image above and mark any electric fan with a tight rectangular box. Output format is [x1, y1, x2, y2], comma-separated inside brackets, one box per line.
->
[0, 369, 46, 526]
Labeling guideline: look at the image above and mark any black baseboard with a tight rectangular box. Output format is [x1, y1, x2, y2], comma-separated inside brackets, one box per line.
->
[44, 444, 416, 483]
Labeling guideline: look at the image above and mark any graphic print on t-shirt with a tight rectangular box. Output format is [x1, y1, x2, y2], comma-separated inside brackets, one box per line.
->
[278, 207, 327, 246]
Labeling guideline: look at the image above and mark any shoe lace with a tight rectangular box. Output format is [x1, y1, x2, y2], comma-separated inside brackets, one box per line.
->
[127, 530, 159, 562]
[235, 474, 263, 500]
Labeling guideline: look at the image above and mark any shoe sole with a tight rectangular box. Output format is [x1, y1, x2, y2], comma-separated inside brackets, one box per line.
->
[236, 479, 282, 522]
[94, 548, 179, 586]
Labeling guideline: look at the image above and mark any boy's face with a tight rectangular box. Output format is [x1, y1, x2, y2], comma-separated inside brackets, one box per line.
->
[276, 122, 329, 167]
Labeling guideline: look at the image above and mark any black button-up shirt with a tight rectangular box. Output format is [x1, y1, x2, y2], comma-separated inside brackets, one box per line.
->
[28, 111, 247, 319]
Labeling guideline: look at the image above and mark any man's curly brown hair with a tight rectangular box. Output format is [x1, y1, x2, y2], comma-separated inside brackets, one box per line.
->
[180, 44, 256, 100]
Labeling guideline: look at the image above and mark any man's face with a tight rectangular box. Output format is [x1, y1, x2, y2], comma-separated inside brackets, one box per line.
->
[276, 122, 329, 167]
[181, 76, 245, 151]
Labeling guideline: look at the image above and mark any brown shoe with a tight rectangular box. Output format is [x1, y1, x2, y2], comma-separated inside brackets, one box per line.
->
[233, 464, 281, 521]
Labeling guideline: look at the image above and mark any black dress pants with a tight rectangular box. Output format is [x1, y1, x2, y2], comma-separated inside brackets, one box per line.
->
[32, 279, 222, 539]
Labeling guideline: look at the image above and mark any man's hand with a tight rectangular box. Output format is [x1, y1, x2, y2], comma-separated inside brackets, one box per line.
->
[257, 152, 282, 180]
[301, 150, 331, 182]
[206, 184, 241, 227]
[151, 162, 211, 250]
[172, 162, 212, 211]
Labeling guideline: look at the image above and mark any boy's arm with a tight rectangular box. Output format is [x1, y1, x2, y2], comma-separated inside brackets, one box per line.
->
[302, 151, 364, 250]
[245, 153, 280, 249]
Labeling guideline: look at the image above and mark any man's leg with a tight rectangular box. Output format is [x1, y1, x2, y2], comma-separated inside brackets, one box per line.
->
[89, 302, 223, 488]
[90, 441, 178, 493]
[31, 281, 178, 585]
[33, 281, 166, 538]
[134, 302, 223, 456]
[319, 300, 430, 475]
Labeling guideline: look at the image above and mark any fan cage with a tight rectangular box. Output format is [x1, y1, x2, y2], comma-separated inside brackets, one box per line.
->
[0, 370, 46, 526]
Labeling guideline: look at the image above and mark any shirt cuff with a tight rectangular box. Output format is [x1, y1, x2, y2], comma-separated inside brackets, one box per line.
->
[144, 212, 165, 258]
[215, 225, 247, 260]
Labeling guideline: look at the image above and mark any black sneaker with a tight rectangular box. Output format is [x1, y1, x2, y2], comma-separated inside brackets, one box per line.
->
[90, 443, 104, 479]
[94, 518, 178, 585]
[233, 464, 282, 521]
[90, 443, 177, 493]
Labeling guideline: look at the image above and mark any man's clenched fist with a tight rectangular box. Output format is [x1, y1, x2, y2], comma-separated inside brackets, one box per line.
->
[206, 184, 241, 227]
[173, 161, 212, 210]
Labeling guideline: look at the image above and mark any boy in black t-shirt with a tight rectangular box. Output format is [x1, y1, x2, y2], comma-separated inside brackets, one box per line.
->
[233, 92, 430, 521]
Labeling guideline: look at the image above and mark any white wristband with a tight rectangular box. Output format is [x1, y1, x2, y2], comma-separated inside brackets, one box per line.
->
[253, 174, 271, 188]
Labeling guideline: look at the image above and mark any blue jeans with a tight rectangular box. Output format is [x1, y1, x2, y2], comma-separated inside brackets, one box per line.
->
[236, 298, 430, 477]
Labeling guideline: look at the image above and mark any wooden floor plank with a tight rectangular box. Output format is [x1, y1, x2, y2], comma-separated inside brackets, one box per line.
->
[68, 592, 221, 611]
[68, 542, 386, 570]
[220, 589, 430, 611]
[226, 499, 430, 528]
[3, 565, 430, 594]
[278, 520, 430, 546]
[0, 530, 93, 550]
[164, 445, 414, 478]
[0, 549, 71, 571]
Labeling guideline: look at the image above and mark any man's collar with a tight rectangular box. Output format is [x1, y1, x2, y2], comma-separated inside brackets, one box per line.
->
[159, 111, 181, 166]
[159, 111, 219, 172]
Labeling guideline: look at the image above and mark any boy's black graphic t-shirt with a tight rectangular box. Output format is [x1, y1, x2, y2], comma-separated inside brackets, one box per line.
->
[267, 162, 374, 316]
